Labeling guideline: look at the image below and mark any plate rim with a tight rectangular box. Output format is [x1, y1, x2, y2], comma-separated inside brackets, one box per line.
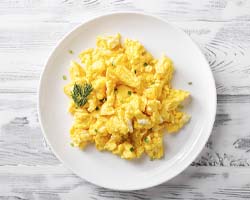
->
[37, 11, 217, 191]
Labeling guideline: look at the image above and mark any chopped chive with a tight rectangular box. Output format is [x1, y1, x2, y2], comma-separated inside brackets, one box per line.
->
[143, 62, 148, 67]
[70, 142, 74, 147]
[95, 106, 99, 111]
[94, 129, 98, 133]
[130, 147, 134, 152]
[69, 50, 74, 54]
[188, 82, 192, 85]
[144, 137, 149, 143]
[128, 91, 132, 95]
[134, 69, 137, 74]
[178, 105, 184, 109]
[62, 75, 67, 80]
[111, 61, 115, 66]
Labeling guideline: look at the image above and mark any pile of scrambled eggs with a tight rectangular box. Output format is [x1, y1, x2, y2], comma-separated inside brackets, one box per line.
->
[64, 34, 190, 160]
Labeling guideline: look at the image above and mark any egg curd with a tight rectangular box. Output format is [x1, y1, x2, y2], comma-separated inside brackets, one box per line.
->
[64, 34, 190, 160]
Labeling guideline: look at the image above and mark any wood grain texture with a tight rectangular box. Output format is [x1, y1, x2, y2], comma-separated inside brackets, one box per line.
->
[0, 165, 250, 200]
[0, 93, 58, 166]
[193, 95, 250, 167]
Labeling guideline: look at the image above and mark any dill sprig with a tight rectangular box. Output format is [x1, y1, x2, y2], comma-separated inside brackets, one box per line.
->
[71, 83, 93, 107]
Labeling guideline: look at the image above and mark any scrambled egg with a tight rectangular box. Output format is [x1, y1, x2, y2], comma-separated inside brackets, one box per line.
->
[64, 34, 190, 160]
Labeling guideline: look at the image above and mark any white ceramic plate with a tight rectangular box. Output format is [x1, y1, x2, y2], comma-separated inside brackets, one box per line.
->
[38, 12, 216, 191]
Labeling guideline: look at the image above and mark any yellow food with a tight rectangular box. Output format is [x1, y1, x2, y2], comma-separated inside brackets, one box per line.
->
[64, 34, 190, 160]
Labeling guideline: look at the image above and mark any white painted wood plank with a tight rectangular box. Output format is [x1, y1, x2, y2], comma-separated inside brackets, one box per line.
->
[0, 93, 59, 165]
[0, 165, 250, 200]
[1, 0, 250, 23]
[0, 20, 250, 95]
[0, 93, 249, 166]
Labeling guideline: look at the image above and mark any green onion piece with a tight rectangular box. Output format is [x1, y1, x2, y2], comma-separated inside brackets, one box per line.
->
[178, 105, 184, 109]
[62, 75, 67, 80]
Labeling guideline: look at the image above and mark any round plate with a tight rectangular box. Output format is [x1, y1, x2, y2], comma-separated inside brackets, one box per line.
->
[38, 12, 216, 191]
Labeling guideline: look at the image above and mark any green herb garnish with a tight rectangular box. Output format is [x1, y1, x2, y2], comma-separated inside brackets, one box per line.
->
[134, 70, 137, 74]
[94, 129, 98, 133]
[128, 91, 132, 95]
[71, 83, 93, 107]
[70, 142, 74, 147]
[130, 147, 134, 152]
[62, 75, 67, 80]
[144, 137, 149, 143]
[69, 50, 74, 54]
[188, 82, 193, 85]
[111, 61, 115, 66]
[143, 63, 148, 67]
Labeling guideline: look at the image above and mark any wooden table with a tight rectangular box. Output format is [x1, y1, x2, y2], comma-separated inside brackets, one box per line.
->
[1, 0, 250, 199]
